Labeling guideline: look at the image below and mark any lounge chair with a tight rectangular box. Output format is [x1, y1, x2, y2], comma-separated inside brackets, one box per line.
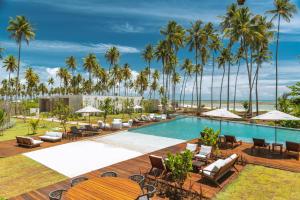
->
[97, 120, 111, 130]
[224, 135, 242, 149]
[251, 138, 270, 153]
[161, 114, 167, 120]
[149, 113, 155, 120]
[133, 118, 144, 126]
[141, 115, 151, 122]
[84, 125, 102, 136]
[147, 155, 166, 178]
[16, 136, 43, 148]
[184, 143, 198, 154]
[39, 132, 63, 142]
[112, 119, 122, 130]
[200, 154, 239, 187]
[123, 119, 133, 128]
[195, 145, 212, 163]
[285, 141, 300, 160]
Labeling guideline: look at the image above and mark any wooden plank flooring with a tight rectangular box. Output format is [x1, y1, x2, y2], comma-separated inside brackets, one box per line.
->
[7, 140, 300, 200]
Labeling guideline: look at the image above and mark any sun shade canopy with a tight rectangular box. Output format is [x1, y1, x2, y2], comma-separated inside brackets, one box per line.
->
[202, 109, 242, 119]
[251, 110, 300, 121]
[75, 106, 103, 113]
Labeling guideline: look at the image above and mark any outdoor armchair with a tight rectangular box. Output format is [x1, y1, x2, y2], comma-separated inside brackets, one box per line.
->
[195, 145, 212, 163]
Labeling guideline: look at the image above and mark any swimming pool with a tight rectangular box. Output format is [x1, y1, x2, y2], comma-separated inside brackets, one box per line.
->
[130, 116, 300, 144]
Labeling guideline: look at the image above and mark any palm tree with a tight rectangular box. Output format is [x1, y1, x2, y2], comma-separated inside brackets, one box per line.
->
[267, 0, 297, 109]
[233, 48, 243, 111]
[105, 46, 120, 72]
[217, 48, 228, 109]
[7, 16, 35, 98]
[179, 59, 193, 106]
[123, 63, 132, 97]
[155, 40, 169, 97]
[111, 64, 121, 95]
[0, 47, 4, 59]
[47, 77, 54, 95]
[151, 70, 160, 99]
[209, 35, 222, 109]
[25, 67, 39, 98]
[83, 53, 97, 82]
[135, 71, 148, 97]
[142, 44, 154, 82]
[2, 55, 17, 100]
[66, 56, 77, 75]
[187, 20, 202, 112]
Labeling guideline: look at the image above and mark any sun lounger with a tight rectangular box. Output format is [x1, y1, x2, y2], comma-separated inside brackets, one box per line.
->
[97, 120, 111, 130]
[200, 154, 239, 187]
[285, 141, 300, 160]
[122, 119, 133, 128]
[147, 155, 166, 178]
[16, 136, 43, 148]
[112, 119, 122, 130]
[39, 132, 63, 142]
[133, 118, 144, 126]
[224, 135, 242, 148]
[195, 145, 212, 163]
[184, 143, 198, 154]
[251, 138, 270, 153]
[161, 114, 167, 120]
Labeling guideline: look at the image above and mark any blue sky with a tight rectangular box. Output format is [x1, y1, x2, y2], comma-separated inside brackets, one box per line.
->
[0, 0, 300, 100]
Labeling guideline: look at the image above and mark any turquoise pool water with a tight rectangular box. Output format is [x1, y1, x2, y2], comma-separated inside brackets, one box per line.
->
[130, 116, 300, 144]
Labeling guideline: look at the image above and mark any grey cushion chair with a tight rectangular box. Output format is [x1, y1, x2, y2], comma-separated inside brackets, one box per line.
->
[141, 184, 156, 198]
[129, 174, 145, 187]
[100, 171, 118, 177]
[70, 176, 88, 187]
[48, 189, 66, 200]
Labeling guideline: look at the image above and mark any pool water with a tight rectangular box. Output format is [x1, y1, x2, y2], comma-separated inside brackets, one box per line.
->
[130, 116, 300, 144]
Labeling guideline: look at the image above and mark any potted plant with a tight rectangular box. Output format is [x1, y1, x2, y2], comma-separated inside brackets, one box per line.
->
[199, 127, 220, 155]
[164, 150, 193, 199]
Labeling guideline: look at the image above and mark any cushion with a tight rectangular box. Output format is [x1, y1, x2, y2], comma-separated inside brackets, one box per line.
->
[45, 132, 62, 137]
[186, 143, 197, 152]
[230, 154, 238, 160]
[195, 153, 207, 159]
[32, 140, 43, 145]
[202, 159, 224, 177]
[200, 145, 212, 155]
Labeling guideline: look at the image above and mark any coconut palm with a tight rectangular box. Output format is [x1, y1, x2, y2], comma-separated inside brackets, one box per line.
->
[267, 0, 297, 109]
[217, 48, 229, 109]
[0, 47, 4, 59]
[155, 40, 169, 96]
[25, 67, 39, 98]
[135, 71, 148, 97]
[233, 48, 243, 111]
[83, 53, 97, 83]
[187, 20, 202, 112]
[123, 63, 132, 97]
[7, 16, 35, 98]
[142, 44, 154, 81]
[208, 35, 222, 109]
[66, 56, 77, 75]
[179, 59, 193, 106]
[105, 46, 120, 72]
[47, 77, 54, 95]
[2, 55, 17, 100]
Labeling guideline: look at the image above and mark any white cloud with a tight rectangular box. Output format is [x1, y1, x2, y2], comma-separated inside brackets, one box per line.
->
[112, 22, 144, 33]
[2, 40, 139, 54]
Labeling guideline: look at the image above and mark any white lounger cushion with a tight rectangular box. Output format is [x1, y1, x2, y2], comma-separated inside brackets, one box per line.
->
[161, 114, 167, 120]
[195, 145, 212, 159]
[39, 132, 62, 141]
[30, 138, 44, 145]
[186, 143, 197, 152]
[122, 120, 133, 128]
[202, 159, 225, 177]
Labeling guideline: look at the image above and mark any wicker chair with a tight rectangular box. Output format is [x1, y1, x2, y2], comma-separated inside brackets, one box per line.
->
[129, 174, 145, 187]
[100, 171, 118, 177]
[48, 189, 66, 200]
[70, 176, 88, 187]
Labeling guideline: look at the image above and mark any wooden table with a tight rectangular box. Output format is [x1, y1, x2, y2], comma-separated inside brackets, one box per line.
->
[65, 177, 142, 200]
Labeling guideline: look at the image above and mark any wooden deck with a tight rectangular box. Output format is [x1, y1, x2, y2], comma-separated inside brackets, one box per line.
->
[10, 138, 300, 200]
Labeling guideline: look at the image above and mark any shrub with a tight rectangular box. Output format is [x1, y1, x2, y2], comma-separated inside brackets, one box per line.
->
[164, 150, 193, 189]
[29, 119, 40, 135]
[200, 127, 220, 147]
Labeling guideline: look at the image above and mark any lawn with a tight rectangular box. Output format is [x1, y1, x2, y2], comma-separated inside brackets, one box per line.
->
[0, 119, 66, 142]
[215, 165, 300, 200]
[0, 155, 67, 198]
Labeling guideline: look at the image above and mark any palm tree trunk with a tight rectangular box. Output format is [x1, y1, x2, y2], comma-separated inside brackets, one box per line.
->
[179, 73, 187, 107]
[275, 14, 281, 110]
[233, 61, 240, 111]
[199, 69, 203, 113]
[182, 75, 188, 107]
[195, 48, 199, 113]
[211, 53, 215, 110]
[16, 41, 22, 100]
[227, 61, 231, 110]
[220, 66, 225, 108]
[191, 79, 196, 108]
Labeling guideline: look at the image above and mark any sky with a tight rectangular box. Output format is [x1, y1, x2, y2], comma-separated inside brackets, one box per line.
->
[0, 0, 300, 101]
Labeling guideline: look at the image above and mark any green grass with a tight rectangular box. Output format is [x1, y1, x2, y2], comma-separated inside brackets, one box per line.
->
[0, 155, 67, 198]
[215, 165, 300, 200]
[0, 119, 67, 142]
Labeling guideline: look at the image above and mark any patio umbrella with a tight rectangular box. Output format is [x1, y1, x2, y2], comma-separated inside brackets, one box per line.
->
[75, 106, 103, 124]
[202, 109, 242, 134]
[251, 110, 300, 143]
[133, 105, 142, 110]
